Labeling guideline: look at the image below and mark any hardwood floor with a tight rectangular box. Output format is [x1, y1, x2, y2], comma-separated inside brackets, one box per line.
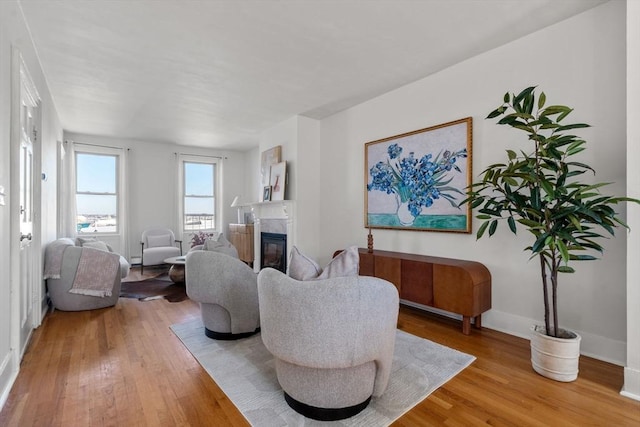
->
[0, 292, 638, 426]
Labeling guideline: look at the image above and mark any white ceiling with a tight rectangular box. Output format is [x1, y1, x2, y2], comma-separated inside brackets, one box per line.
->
[19, 0, 606, 151]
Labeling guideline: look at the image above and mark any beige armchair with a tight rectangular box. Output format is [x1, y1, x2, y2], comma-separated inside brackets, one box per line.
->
[140, 227, 182, 273]
[186, 250, 260, 340]
[257, 267, 399, 421]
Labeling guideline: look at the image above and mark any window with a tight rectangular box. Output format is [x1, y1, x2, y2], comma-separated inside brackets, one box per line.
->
[182, 160, 217, 231]
[75, 152, 119, 233]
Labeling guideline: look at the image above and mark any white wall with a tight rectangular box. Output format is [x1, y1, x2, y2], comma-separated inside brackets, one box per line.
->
[259, 116, 299, 200]
[317, 1, 629, 364]
[623, 0, 640, 401]
[257, 116, 324, 259]
[0, 3, 16, 406]
[244, 147, 260, 203]
[295, 117, 322, 257]
[0, 0, 62, 408]
[63, 132, 248, 256]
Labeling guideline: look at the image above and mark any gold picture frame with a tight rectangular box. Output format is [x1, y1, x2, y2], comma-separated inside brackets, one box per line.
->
[364, 117, 472, 233]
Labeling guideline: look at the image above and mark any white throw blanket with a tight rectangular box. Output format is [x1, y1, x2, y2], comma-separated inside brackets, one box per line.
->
[43, 239, 74, 279]
[69, 247, 120, 297]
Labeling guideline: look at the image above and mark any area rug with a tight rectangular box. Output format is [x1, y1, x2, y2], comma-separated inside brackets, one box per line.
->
[171, 319, 475, 426]
[120, 275, 188, 302]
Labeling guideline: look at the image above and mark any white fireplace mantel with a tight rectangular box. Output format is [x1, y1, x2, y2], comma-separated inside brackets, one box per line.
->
[249, 200, 295, 220]
[250, 200, 295, 272]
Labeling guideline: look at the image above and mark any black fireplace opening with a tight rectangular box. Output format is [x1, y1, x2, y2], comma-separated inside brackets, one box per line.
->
[261, 232, 287, 273]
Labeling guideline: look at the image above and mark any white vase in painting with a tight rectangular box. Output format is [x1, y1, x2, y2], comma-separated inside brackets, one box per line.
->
[396, 201, 417, 226]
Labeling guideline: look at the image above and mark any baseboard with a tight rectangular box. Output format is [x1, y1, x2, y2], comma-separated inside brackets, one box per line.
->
[0, 300, 49, 413]
[402, 303, 626, 365]
[483, 309, 626, 366]
[39, 297, 50, 325]
[0, 351, 18, 412]
[621, 367, 640, 401]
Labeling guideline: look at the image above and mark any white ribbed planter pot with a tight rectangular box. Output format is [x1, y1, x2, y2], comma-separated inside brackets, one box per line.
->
[530, 325, 581, 382]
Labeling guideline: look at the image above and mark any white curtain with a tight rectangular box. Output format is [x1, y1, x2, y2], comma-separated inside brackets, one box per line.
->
[58, 140, 77, 238]
[120, 148, 129, 260]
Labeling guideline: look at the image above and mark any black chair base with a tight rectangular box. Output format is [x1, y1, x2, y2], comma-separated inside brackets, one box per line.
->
[204, 327, 260, 341]
[284, 392, 371, 421]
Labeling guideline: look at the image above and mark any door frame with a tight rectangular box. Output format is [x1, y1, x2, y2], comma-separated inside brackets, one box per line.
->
[10, 48, 43, 365]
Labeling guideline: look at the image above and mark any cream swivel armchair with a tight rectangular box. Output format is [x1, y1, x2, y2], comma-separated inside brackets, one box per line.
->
[257, 267, 399, 421]
[186, 250, 260, 340]
[140, 227, 182, 274]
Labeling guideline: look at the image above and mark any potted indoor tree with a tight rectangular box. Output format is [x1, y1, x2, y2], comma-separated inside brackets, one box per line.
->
[463, 86, 638, 381]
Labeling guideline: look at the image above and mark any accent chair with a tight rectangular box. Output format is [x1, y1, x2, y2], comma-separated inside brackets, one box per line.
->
[257, 267, 399, 421]
[140, 227, 182, 274]
[185, 250, 260, 340]
[45, 238, 130, 311]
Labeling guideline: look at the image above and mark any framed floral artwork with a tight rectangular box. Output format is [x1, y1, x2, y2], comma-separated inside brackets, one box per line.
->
[364, 117, 472, 232]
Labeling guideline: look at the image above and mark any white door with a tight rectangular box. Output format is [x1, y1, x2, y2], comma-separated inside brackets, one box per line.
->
[14, 53, 41, 356]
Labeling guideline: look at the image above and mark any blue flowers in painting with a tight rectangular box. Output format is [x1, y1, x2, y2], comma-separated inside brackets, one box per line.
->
[368, 143, 467, 217]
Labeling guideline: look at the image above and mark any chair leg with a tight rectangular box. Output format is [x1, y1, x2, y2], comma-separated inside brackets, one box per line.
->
[140, 241, 144, 275]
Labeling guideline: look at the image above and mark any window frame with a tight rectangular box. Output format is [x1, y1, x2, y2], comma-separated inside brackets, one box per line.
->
[74, 146, 122, 235]
[178, 155, 220, 235]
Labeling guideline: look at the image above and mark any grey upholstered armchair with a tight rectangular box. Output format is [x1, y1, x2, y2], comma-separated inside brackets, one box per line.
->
[44, 238, 130, 311]
[257, 267, 399, 421]
[185, 250, 260, 340]
[140, 227, 182, 274]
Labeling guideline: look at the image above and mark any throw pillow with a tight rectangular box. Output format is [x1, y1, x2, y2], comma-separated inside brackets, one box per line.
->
[204, 234, 239, 258]
[316, 246, 359, 280]
[147, 234, 171, 248]
[289, 245, 359, 280]
[75, 236, 98, 246]
[289, 245, 322, 281]
[203, 233, 231, 250]
[82, 240, 110, 252]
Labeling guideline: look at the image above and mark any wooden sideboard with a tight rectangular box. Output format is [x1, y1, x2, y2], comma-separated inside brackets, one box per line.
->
[229, 224, 254, 265]
[339, 248, 491, 334]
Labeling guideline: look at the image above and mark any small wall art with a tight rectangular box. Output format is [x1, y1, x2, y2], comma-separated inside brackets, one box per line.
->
[364, 117, 472, 233]
[263, 185, 272, 202]
[269, 161, 286, 201]
[261, 145, 281, 201]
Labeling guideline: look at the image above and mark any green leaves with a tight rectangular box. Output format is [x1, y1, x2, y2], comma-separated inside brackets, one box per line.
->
[513, 86, 536, 105]
[476, 221, 490, 239]
[555, 123, 590, 132]
[464, 86, 640, 276]
[540, 180, 555, 199]
[489, 220, 498, 236]
[487, 106, 506, 119]
[538, 92, 546, 109]
[462, 86, 640, 337]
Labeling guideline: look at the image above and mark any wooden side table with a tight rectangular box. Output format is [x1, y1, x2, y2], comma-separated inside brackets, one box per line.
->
[229, 224, 254, 265]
